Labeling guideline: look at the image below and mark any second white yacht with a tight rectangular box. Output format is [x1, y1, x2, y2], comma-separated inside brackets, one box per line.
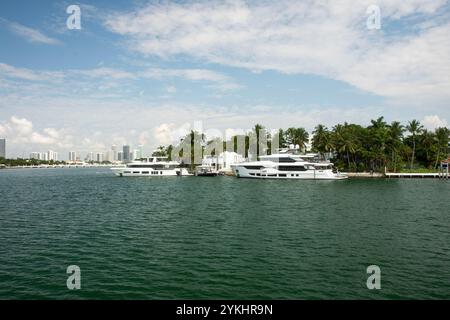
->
[231, 150, 347, 180]
[111, 157, 191, 177]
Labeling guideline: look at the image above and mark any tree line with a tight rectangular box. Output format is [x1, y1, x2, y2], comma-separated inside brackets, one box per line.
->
[0, 158, 67, 167]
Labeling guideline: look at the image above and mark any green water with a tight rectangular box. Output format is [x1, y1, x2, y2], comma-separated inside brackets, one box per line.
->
[0, 168, 449, 299]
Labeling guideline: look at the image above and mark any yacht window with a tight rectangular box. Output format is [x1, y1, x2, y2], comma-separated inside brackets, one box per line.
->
[133, 171, 140, 174]
[277, 157, 296, 163]
[278, 174, 287, 177]
[244, 165, 264, 170]
[160, 171, 163, 175]
[124, 171, 131, 174]
[278, 166, 307, 171]
[256, 173, 261, 176]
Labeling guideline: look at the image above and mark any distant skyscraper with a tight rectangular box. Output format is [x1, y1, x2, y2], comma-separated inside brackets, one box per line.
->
[96, 152, 104, 163]
[69, 151, 76, 162]
[111, 145, 117, 161]
[123, 145, 130, 163]
[0, 138, 5, 158]
[117, 151, 123, 162]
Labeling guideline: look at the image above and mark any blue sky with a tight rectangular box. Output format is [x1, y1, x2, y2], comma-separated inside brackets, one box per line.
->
[0, 0, 449, 158]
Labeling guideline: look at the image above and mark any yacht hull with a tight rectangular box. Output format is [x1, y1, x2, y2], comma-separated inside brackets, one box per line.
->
[231, 166, 347, 180]
[111, 167, 191, 177]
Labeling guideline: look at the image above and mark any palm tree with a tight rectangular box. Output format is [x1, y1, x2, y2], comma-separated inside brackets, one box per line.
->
[406, 120, 424, 169]
[295, 128, 309, 152]
[166, 144, 174, 161]
[368, 117, 389, 170]
[369, 116, 387, 130]
[285, 128, 297, 146]
[152, 145, 167, 157]
[387, 121, 404, 172]
[420, 130, 437, 166]
[286, 127, 309, 152]
[434, 127, 450, 168]
[312, 124, 331, 158]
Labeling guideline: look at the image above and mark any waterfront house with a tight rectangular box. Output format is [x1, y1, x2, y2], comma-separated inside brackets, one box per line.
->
[202, 151, 245, 174]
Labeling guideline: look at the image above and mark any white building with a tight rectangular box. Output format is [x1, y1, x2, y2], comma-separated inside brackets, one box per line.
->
[30, 152, 41, 160]
[111, 145, 117, 161]
[47, 150, 58, 161]
[132, 149, 139, 160]
[202, 151, 245, 173]
[30, 151, 57, 161]
[133, 145, 144, 160]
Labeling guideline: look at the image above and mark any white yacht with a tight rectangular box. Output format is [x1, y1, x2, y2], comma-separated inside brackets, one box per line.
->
[111, 157, 191, 177]
[231, 150, 347, 180]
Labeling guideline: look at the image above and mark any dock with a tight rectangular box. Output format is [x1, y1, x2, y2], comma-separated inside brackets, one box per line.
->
[345, 172, 449, 179]
[385, 172, 442, 179]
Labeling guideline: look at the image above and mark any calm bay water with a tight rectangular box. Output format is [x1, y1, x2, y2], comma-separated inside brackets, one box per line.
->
[0, 168, 449, 299]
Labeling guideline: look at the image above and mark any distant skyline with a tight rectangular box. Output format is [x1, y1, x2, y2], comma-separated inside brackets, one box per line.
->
[1, 0, 450, 158]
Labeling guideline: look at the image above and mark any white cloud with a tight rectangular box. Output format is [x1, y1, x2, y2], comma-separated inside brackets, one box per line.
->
[166, 85, 177, 93]
[10, 116, 33, 136]
[74, 67, 136, 80]
[0, 116, 70, 147]
[104, 0, 450, 103]
[0, 124, 6, 137]
[140, 68, 227, 82]
[0, 63, 63, 81]
[138, 131, 151, 145]
[153, 123, 177, 146]
[8, 22, 60, 45]
[30, 132, 56, 144]
[422, 115, 448, 129]
[140, 68, 239, 91]
[0, 63, 238, 94]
